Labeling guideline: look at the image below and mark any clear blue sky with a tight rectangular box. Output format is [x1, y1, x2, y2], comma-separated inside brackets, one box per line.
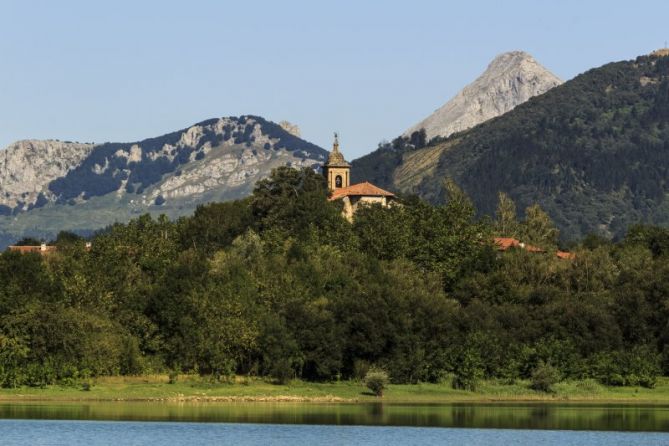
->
[1, 0, 668, 159]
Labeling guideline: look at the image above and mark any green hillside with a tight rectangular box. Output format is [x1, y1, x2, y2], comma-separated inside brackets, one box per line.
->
[3, 167, 669, 392]
[353, 53, 669, 240]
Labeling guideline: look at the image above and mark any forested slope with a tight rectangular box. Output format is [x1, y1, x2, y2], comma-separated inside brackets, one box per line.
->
[354, 54, 669, 240]
[1, 167, 668, 390]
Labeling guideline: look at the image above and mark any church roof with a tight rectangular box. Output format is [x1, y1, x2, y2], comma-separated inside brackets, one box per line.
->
[329, 182, 396, 201]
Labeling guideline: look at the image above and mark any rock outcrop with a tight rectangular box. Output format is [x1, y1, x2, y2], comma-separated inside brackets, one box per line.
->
[0, 140, 94, 210]
[279, 121, 301, 137]
[404, 51, 562, 140]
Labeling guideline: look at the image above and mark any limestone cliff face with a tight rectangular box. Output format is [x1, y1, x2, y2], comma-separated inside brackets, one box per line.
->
[0, 116, 327, 243]
[0, 140, 94, 210]
[0, 116, 325, 210]
[405, 51, 562, 140]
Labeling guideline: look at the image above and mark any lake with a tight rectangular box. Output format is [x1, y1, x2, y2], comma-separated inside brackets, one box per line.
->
[2, 402, 669, 445]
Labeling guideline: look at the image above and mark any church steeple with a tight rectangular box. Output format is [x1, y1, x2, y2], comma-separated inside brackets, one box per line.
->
[323, 132, 350, 190]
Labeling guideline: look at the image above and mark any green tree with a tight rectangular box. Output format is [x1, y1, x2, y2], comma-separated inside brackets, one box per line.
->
[258, 315, 303, 383]
[178, 199, 252, 253]
[352, 204, 410, 261]
[520, 204, 559, 248]
[0, 334, 29, 387]
[452, 335, 485, 391]
[494, 192, 520, 237]
[407, 183, 491, 291]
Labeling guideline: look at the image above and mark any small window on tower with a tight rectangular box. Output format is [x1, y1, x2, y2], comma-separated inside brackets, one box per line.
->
[335, 175, 342, 188]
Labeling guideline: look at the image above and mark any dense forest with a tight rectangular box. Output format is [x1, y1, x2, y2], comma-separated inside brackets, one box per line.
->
[352, 54, 669, 241]
[1, 167, 668, 390]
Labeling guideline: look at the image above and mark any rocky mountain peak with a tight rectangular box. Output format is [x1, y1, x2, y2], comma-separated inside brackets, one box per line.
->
[404, 51, 562, 140]
[279, 121, 301, 137]
[486, 50, 539, 72]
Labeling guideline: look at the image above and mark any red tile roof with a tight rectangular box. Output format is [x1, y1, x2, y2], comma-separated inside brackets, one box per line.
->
[8, 245, 57, 255]
[493, 237, 521, 250]
[525, 244, 546, 253]
[493, 237, 573, 259]
[493, 237, 545, 253]
[556, 250, 576, 260]
[329, 182, 396, 201]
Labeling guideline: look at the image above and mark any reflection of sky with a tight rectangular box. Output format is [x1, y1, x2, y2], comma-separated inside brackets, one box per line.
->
[2, 0, 668, 159]
[3, 419, 668, 446]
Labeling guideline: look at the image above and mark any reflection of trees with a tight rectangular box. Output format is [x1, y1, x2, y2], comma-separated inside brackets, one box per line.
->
[0, 402, 667, 431]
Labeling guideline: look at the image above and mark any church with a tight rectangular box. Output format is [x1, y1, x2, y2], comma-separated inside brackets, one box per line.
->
[323, 134, 396, 221]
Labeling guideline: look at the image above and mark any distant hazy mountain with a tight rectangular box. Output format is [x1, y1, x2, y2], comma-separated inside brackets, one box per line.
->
[0, 116, 327, 245]
[404, 51, 562, 140]
[354, 51, 669, 240]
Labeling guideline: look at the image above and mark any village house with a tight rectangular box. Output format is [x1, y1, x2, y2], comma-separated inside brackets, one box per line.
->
[8, 242, 92, 255]
[493, 237, 574, 260]
[8, 243, 58, 256]
[323, 133, 396, 220]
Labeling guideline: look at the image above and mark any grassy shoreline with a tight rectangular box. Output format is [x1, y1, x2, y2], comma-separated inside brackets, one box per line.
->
[1, 375, 669, 404]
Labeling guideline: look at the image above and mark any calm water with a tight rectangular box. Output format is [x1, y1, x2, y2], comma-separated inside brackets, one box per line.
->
[2, 402, 669, 445]
[2, 420, 669, 446]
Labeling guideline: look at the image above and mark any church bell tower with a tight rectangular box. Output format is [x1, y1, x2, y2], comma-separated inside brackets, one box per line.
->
[323, 133, 350, 191]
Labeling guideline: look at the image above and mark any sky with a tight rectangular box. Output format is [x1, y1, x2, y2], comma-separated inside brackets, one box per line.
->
[1, 0, 669, 160]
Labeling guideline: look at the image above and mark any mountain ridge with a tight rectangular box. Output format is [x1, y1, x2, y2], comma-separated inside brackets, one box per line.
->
[0, 115, 327, 245]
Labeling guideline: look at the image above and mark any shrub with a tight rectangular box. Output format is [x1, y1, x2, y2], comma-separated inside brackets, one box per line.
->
[168, 371, 179, 384]
[575, 379, 603, 394]
[364, 369, 389, 397]
[452, 349, 483, 391]
[352, 360, 371, 382]
[639, 375, 657, 389]
[57, 364, 81, 387]
[269, 358, 294, 385]
[24, 361, 56, 388]
[530, 362, 560, 392]
[608, 373, 625, 386]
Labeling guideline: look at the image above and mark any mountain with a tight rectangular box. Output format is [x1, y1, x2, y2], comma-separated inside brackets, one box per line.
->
[353, 52, 669, 240]
[0, 116, 327, 245]
[404, 51, 562, 140]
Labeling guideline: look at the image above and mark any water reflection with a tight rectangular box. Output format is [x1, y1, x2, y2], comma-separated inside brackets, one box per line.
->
[1, 402, 669, 431]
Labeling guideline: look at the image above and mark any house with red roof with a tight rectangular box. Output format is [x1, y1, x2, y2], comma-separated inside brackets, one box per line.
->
[323, 134, 396, 220]
[8, 241, 92, 256]
[493, 237, 574, 259]
[8, 243, 57, 256]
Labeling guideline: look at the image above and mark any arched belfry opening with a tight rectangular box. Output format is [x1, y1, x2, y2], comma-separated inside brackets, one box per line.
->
[322, 132, 350, 191]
